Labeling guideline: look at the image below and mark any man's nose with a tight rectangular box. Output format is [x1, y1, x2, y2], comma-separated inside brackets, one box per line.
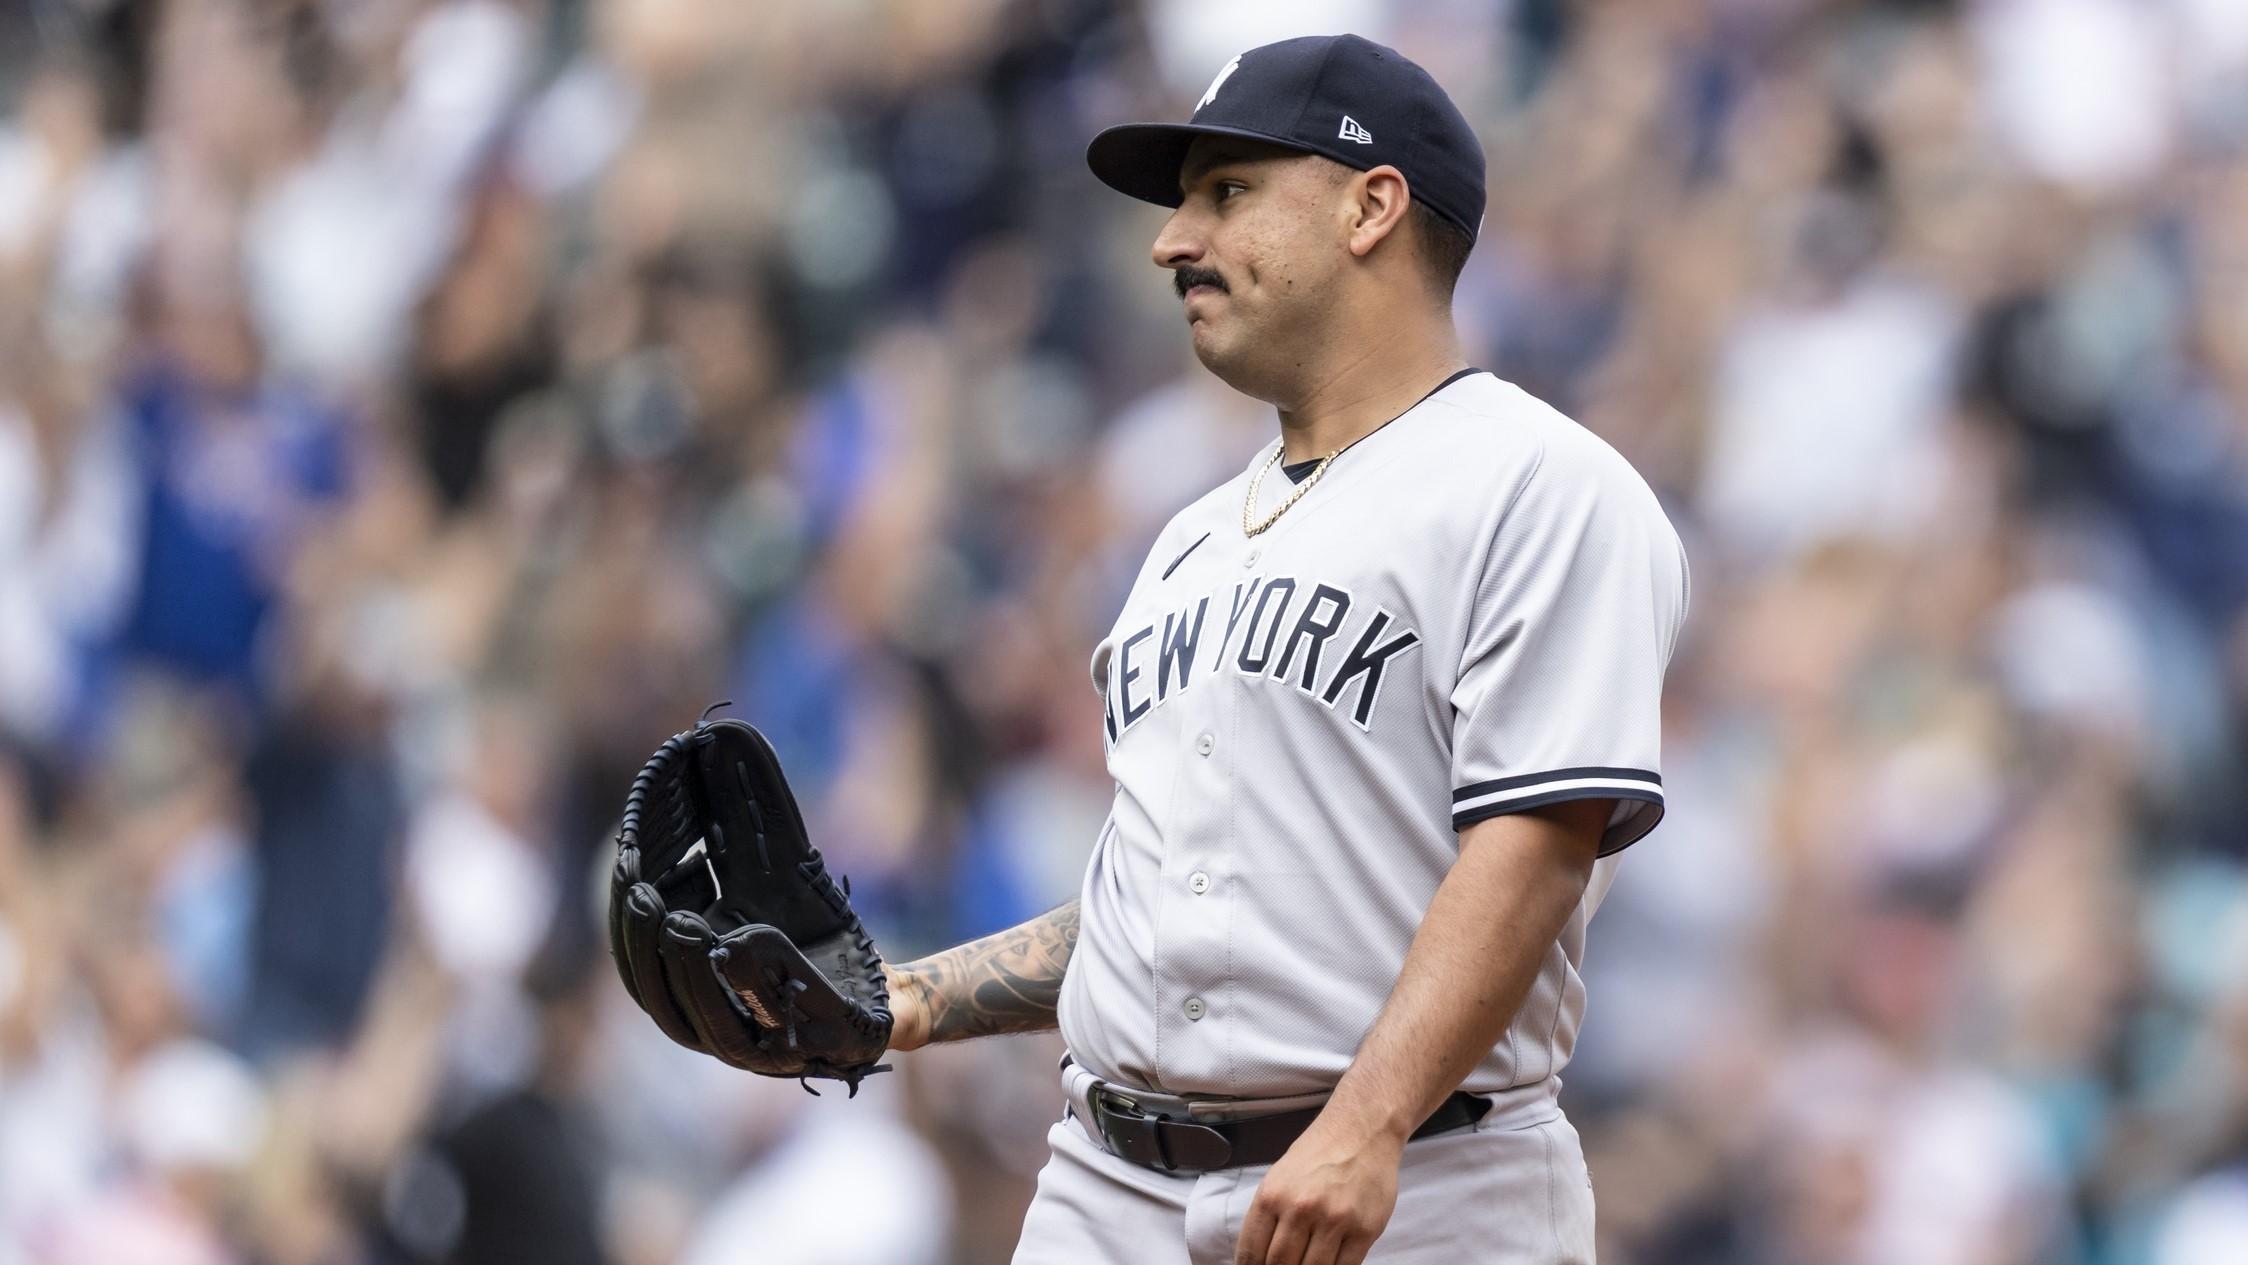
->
[1151, 207, 1205, 271]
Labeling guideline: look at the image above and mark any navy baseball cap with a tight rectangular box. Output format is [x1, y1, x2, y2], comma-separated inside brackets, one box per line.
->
[1086, 34, 1486, 239]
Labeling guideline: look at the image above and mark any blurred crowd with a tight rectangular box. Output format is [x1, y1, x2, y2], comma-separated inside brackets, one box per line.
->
[2, 0, 2246, 1262]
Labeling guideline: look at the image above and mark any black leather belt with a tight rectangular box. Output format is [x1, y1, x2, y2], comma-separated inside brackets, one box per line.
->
[1074, 1084, 1492, 1174]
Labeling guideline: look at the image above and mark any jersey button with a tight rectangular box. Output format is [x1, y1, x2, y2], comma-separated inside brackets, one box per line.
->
[1244, 549, 1261, 568]
[1183, 998, 1207, 1021]
[1188, 871, 1211, 895]
[1195, 733, 1215, 756]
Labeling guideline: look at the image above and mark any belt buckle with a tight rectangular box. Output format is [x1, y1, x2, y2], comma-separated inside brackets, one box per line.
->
[1090, 1087, 1161, 1168]
[1093, 1086, 1147, 1121]
[1089, 1087, 1232, 1172]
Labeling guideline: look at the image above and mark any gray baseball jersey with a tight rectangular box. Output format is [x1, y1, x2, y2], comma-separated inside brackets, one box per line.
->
[1058, 368, 1689, 1105]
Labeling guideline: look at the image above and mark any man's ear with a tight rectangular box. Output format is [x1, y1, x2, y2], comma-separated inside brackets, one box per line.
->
[1346, 166, 1411, 259]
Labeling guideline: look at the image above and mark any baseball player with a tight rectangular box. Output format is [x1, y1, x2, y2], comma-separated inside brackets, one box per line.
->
[882, 32, 1689, 1265]
[607, 30, 1688, 1265]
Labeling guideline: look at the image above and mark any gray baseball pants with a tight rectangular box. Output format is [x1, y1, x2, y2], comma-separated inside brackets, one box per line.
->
[1009, 1075, 1596, 1264]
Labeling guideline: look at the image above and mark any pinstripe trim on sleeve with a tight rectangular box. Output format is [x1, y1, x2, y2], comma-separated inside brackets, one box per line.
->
[1452, 766, 1661, 809]
[1450, 767, 1665, 851]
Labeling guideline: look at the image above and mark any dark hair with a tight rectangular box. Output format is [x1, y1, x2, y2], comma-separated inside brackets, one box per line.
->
[1412, 200, 1474, 299]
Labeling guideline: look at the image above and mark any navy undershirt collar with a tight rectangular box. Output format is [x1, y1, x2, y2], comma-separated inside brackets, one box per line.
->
[1280, 367, 1489, 484]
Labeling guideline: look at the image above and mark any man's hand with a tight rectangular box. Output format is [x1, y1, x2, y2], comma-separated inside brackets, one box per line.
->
[1233, 1112, 1405, 1265]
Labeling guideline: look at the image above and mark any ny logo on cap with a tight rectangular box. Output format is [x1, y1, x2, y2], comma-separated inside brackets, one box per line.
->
[1339, 115, 1374, 144]
[1197, 53, 1242, 113]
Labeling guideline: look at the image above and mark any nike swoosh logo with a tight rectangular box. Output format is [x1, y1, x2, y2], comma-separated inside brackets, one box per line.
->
[1161, 531, 1212, 581]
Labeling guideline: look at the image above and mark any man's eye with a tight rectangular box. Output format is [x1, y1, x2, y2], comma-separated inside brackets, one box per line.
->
[1214, 181, 1245, 203]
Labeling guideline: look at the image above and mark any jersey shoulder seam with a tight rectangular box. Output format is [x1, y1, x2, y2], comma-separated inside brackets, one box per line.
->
[1491, 437, 1550, 529]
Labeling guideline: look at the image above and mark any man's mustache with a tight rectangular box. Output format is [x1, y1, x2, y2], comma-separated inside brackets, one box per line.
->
[1174, 267, 1228, 299]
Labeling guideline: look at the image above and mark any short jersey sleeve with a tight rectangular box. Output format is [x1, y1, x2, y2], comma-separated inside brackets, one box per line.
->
[1448, 443, 1688, 855]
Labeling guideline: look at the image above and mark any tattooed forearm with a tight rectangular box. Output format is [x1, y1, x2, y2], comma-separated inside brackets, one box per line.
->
[890, 900, 1080, 1048]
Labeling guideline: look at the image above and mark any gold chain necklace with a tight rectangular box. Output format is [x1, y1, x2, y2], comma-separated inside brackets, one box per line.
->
[1241, 444, 1337, 538]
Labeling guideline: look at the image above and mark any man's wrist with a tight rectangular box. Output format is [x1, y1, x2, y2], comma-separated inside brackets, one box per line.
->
[1317, 1079, 1419, 1148]
[884, 965, 929, 1052]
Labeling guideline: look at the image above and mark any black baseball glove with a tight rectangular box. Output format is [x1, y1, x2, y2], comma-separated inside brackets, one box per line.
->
[607, 710, 892, 1093]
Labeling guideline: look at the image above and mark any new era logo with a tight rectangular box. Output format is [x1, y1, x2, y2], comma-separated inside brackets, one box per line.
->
[1339, 115, 1373, 144]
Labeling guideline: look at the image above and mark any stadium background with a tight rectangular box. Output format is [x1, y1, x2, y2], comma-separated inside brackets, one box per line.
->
[3, 0, 2247, 1262]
